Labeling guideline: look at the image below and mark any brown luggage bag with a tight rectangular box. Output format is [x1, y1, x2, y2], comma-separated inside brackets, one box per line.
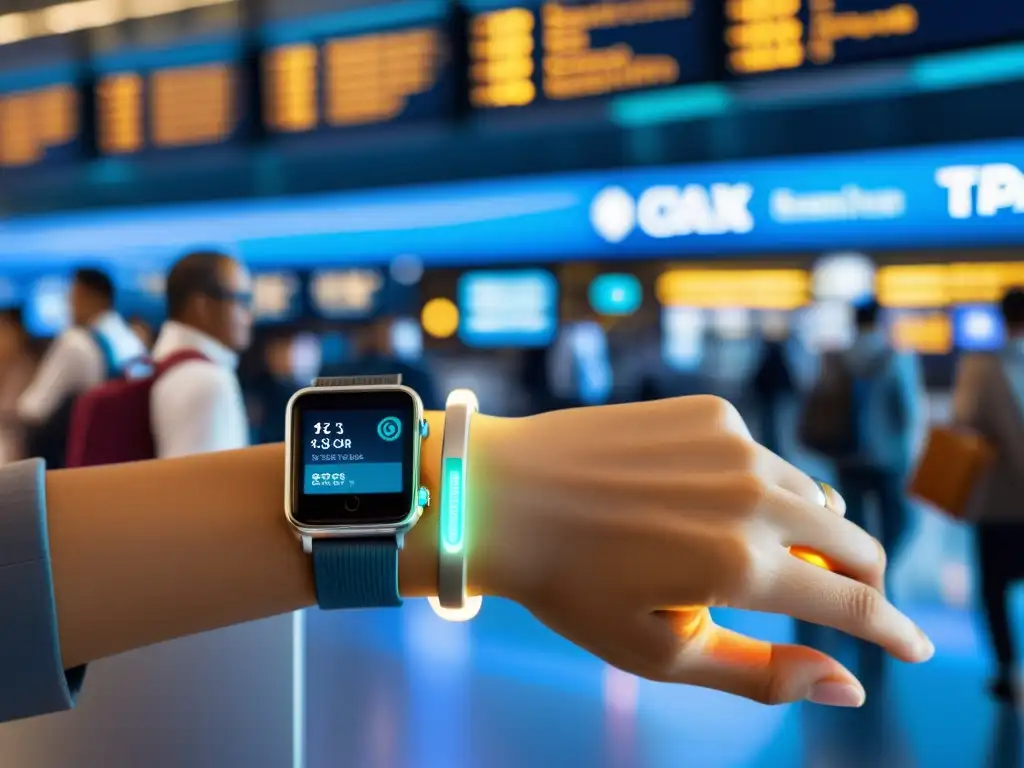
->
[908, 426, 996, 521]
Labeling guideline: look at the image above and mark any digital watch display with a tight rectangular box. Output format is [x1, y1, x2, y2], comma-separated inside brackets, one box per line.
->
[286, 387, 421, 529]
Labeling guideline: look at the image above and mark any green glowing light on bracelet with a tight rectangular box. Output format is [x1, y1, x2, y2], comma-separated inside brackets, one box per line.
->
[441, 457, 465, 554]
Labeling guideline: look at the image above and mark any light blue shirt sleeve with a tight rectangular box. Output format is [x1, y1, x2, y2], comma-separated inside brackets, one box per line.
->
[0, 458, 85, 723]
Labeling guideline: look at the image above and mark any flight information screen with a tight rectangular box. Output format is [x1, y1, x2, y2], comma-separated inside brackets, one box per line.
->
[96, 62, 241, 154]
[0, 34, 84, 169]
[725, 0, 1024, 76]
[263, 25, 455, 133]
[0, 84, 79, 168]
[89, 5, 247, 156]
[469, 0, 720, 110]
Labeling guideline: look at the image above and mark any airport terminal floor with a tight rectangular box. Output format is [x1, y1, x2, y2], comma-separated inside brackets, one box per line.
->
[302, 596, 1018, 768]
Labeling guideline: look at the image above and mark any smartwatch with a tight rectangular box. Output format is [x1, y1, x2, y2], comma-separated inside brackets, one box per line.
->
[285, 374, 430, 610]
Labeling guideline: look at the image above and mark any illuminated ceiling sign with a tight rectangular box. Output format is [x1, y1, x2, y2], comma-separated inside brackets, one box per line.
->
[309, 269, 383, 317]
[656, 268, 809, 310]
[768, 185, 906, 223]
[457, 269, 558, 347]
[590, 183, 755, 243]
[877, 262, 1024, 308]
[4, 138, 1024, 267]
[935, 163, 1024, 220]
[589, 273, 642, 316]
[953, 305, 1004, 351]
[0, 0, 235, 44]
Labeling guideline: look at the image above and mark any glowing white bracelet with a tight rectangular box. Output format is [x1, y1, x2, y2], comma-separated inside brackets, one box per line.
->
[427, 388, 482, 622]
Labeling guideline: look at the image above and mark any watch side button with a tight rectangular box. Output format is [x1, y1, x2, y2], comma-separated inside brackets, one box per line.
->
[419, 419, 429, 438]
[417, 486, 430, 508]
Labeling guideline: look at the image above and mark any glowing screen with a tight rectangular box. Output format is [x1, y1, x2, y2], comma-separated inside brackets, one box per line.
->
[263, 26, 451, 132]
[96, 63, 237, 154]
[656, 268, 810, 309]
[469, 0, 716, 109]
[457, 269, 558, 347]
[725, 0, 1024, 76]
[0, 84, 78, 167]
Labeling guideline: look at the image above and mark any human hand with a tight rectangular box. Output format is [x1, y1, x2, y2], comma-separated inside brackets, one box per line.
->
[467, 396, 933, 708]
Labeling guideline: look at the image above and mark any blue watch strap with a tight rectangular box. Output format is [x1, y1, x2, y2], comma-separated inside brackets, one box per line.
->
[311, 538, 402, 609]
[309, 373, 406, 610]
[0, 458, 85, 723]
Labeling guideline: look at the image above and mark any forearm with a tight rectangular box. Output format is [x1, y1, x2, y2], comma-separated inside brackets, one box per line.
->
[49, 412, 450, 669]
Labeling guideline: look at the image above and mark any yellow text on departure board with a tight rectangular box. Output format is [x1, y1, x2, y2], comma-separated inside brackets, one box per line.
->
[0, 85, 77, 167]
[97, 63, 235, 154]
[807, 0, 918, 65]
[725, 0, 805, 75]
[324, 28, 441, 127]
[540, 0, 689, 100]
[470, 8, 537, 108]
[264, 44, 318, 133]
[97, 73, 143, 154]
[470, 0, 691, 108]
[151, 64, 235, 148]
[725, 0, 920, 75]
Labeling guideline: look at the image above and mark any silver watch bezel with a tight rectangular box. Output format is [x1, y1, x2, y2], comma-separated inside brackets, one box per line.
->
[284, 384, 425, 550]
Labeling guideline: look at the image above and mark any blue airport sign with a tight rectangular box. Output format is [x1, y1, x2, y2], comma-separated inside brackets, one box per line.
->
[0, 139, 1022, 272]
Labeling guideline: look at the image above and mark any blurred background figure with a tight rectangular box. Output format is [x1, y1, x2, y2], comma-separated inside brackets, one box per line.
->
[247, 330, 300, 444]
[951, 288, 1024, 702]
[838, 300, 924, 578]
[800, 300, 923, 590]
[17, 268, 145, 468]
[151, 251, 254, 458]
[321, 316, 440, 411]
[0, 308, 36, 464]
[128, 315, 155, 350]
[752, 311, 796, 457]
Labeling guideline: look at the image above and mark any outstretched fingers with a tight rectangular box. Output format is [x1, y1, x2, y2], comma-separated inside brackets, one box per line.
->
[598, 608, 866, 707]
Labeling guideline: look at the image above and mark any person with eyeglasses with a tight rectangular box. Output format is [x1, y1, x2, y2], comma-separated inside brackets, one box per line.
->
[150, 250, 254, 458]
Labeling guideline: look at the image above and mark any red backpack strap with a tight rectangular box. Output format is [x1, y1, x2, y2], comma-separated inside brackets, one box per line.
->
[154, 350, 210, 378]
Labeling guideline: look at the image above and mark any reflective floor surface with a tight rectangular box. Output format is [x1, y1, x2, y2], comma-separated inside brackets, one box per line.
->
[305, 598, 1024, 768]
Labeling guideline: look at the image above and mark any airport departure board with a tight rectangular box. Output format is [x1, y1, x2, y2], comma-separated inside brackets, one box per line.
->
[97, 63, 241, 154]
[725, 0, 1024, 75]
[0, 32, 84, 169]
[1, 0, 1021, 171]
[263, 25, 454, 133]
[470, 0, 718, 109]
[0, 84, 79, 167]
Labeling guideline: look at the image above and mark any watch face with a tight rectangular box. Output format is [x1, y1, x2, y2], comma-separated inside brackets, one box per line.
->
[288, 388, 420, 527]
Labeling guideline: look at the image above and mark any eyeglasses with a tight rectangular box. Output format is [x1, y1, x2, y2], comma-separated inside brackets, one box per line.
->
[204, 286, 254, 309]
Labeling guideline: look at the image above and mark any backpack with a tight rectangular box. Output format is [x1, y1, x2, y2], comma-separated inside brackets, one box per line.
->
[798, 353, 870, 459]
[65, 350, 208, 468]
[25, 329, 123, 469]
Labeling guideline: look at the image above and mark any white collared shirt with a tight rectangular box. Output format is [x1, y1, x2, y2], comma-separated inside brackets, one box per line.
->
[150, 321, 250, 458]
[17, 311, 147, 424]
